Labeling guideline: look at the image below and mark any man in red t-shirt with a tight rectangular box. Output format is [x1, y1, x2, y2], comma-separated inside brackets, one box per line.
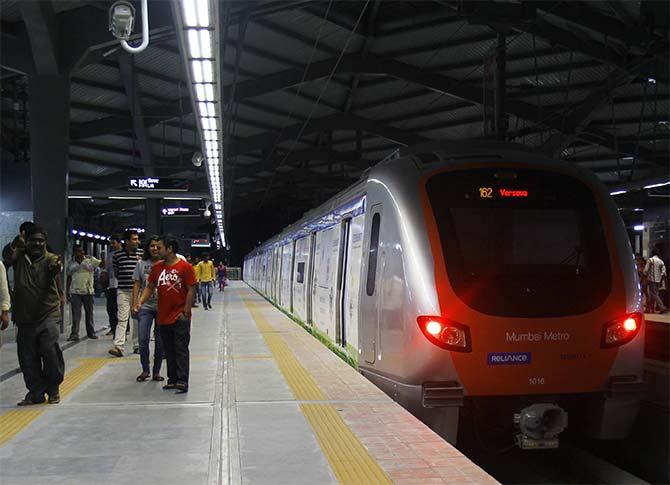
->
[134, 235, 196, 393]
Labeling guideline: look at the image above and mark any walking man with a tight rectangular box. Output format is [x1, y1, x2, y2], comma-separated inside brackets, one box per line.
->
[109, 230, 143, 357]
[134, 235, 196, 393]
[644, 247, 668, 314]
[11, 226, 65, 405]
[67, 245, 102, 341]
[196, 252, 215, 309]
[101, 234, 122, 336]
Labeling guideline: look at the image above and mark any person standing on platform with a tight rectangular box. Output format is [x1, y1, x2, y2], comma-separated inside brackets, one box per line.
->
[0, 260, 10, 349]
[101, 235, 122, 337]
[217, 261, 227, 292]
[109, 230, 143, 357]
[132, 236, 163, 382]
[11, 226, 65, 405]
[196, 253, 215, 310]
[66, 245, 102, 341]
[134, 235, 196, 393]
[644, 247, 668, 314]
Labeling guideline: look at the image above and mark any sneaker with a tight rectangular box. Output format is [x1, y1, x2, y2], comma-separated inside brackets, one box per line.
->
[108, 347, 123, 357]
[174, 382, 188, 394]
[47, 393, 60, 404]
[87, 334, 99, 339]
[67, 335, 79, 342]
[162, 383, 176, 390]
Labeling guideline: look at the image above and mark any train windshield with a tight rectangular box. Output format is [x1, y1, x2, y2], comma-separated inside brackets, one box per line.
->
[426, 168, 611, 317]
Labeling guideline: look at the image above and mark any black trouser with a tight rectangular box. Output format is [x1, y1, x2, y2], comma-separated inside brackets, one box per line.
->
[106, 288, 118, 332]
[16, 314, 65, 398]
[159, 318, 190, 387]
[70, 294, 95, 337]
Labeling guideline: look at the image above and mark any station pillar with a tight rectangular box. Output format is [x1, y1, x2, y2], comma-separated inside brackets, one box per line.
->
[27, 74, 70, 254]
[145, 199, 161, 237]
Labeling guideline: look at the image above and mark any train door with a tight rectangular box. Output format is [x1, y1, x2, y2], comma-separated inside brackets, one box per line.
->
[307, 232, 317, 324]
[290, 240, 296, 313]
[360, 206, 383, 364]
[336, 219, 351, 346]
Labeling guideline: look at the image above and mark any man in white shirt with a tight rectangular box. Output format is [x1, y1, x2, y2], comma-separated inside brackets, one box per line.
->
[644, 247, 668, 314]
[67, 245, 102, 340]
[101, 235, 122, 336]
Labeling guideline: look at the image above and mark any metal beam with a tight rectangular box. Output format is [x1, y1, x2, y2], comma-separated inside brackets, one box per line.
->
[70, 97, 192, 140]
[118, 56, 153, 174]
[230, 112, 429, 156]
[342, 0, 381, 114]
[19, 1, 59, 75]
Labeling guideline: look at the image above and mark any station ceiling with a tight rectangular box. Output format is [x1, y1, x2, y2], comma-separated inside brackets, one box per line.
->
[1, 0, 668, 252]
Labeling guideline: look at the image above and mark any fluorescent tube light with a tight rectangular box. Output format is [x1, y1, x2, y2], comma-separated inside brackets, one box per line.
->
[196, 0, 209, 27]
[633, 225, 644, 231]
[181, 0, 198, 27]
[191, 60, 204, 82]
[610, 190, 627, 196]
[187, 29, 201, 58]
[643, 181, 670, 189]
[199, 30, 212, 58]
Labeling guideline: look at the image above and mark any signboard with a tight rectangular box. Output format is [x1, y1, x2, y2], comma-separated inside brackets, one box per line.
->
[191, 238, 211, 248]
[128, 177, 188, 191]
[161, 207, 196, 217]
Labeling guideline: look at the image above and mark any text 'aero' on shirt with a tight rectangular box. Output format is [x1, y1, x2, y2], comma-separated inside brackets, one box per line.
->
[149, 259, 197, 325]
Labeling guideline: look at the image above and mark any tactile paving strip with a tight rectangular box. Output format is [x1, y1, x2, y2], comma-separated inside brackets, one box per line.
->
[242, 297, 391, 485]
[0, 357, 108, 446]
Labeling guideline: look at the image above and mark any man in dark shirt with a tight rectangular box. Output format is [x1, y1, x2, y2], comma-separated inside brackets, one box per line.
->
[12, 226, 65, 406]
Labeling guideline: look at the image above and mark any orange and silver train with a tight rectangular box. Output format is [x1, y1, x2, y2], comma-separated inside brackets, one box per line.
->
[244, 141, 644, 449]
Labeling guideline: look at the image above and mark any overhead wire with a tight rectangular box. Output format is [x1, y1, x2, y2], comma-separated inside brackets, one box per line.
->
[257, 0, 371, 210]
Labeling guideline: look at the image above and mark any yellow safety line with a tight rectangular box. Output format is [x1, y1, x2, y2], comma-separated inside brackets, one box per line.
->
[242, 296, 391, 485]
[0, 358, 108, 447]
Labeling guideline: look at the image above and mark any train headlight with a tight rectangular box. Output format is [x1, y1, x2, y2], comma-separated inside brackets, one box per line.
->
[417, 316, 471, 352]
[601, 312, 642, 348]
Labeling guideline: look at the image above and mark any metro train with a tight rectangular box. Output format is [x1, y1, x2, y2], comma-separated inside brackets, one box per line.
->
[243, 141, 645, 449]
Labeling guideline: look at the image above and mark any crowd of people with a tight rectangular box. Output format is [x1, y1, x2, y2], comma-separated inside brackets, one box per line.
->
[0, 222, 229, 405]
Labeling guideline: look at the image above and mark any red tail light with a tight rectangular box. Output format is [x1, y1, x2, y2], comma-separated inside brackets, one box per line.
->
[601, 313, 643, 348]
[417, 316, 471, 352]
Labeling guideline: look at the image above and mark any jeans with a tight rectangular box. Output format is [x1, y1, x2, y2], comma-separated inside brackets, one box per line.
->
[70, 294, 95, 337]
[16, 314, 64, 398]
[106, 288, 118, 333]
[138, 307, 163, 375]
[648, 281, 667, 312]
[159, 318, 190, 387]
[200, 281, 213, 307]
[194, 283, 201, 302]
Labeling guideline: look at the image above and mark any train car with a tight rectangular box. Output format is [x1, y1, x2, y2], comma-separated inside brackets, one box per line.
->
[243, 141, 645, 449]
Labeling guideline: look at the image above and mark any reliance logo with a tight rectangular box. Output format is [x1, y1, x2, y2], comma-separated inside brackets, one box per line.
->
[487, 352, 532, 365]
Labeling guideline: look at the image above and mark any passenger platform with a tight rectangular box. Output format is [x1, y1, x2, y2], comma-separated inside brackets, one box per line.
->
[0, 282, 496, 484]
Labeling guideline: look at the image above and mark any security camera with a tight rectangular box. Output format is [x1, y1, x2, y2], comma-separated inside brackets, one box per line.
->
[192, 152, 204, 168]
[109, 1, 136, 41]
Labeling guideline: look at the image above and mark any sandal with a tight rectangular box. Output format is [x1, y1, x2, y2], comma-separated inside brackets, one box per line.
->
[152, 375, 165, 382]
[136, 372, 150, 382]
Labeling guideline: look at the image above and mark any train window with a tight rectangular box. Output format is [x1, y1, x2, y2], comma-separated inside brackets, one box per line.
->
[296, 262, 305, 284]
[426, 168, 611, 317]
[366, 213, 381, 296]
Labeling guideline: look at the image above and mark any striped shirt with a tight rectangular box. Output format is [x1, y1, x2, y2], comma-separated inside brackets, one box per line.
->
[112, 247, 144, 291]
